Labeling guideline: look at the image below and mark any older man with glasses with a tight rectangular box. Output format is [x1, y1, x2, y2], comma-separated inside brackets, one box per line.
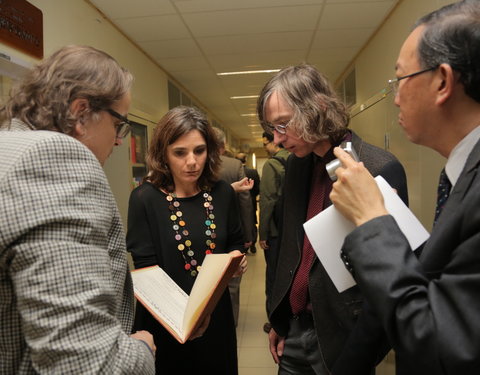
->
[256, 64, 409, 375]
[0, 45, 155, 374]
[330, 1, 480, 374]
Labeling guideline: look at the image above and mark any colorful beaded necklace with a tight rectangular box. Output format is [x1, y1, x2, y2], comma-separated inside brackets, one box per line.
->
[166, 189, 216, 277]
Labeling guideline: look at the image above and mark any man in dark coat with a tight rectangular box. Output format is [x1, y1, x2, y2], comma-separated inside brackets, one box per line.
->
[256, 63, 408, 374]
[236, 152, 260, 254]
[330, 2, 480, 374]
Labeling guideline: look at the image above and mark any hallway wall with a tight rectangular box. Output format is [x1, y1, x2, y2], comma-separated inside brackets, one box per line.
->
[341, 0, 455, 229]
[1, 0, 458, 230]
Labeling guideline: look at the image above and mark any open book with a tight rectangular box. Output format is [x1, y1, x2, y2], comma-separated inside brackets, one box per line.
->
[131, 252, 243, 344]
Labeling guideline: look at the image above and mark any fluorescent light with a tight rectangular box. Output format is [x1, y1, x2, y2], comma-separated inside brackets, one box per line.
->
[248, 124, 261, 127]
[218, 69, 280, 76]
[241, 113, 257, 117]
[230, 95, 259, 100]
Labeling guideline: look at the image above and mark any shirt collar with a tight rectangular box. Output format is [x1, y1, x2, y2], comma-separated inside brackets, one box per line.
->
[445, 125, 480, 187]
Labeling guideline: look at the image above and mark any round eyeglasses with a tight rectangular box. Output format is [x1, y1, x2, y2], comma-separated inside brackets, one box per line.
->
[265, 119, 292, 135]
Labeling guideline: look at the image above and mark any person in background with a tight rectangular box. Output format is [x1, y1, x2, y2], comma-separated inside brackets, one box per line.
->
[213, 126, 254, 326]
[0, 45, 155, 374]
[236, 152, 261, 254]
[257, 63, 408, 375]
[330, 2, 480, 374]
[127, 106, 247, 374]
[259, 131, 290, 334]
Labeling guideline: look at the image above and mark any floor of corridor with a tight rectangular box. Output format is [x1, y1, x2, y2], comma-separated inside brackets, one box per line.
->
[236, 247, 396, 375]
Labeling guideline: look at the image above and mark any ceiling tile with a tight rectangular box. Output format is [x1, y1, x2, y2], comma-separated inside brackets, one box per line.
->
[320, 2, 395, 29]
[198, 31, 312, 55]
[114, 15, 190, 41]
[158, 56, 211, 73]
[91, 0, 176, 19]
[174, 0, 326, 13]
[209, 50, 307, 72]
[139, 39, 202, 59]
[182, 6, 323, 37]
[312, 27, 374, 49]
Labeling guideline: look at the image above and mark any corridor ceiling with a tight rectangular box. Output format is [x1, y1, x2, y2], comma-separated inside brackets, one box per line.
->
[88, 0, 399, 146]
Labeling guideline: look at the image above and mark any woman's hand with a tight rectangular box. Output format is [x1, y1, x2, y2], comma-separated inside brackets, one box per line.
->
[131, 330, 156, 356]
[229, 250, 247, 277]
[189, 315, 211, 340]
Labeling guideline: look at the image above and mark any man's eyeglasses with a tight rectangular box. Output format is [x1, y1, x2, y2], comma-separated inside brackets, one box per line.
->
[265, 119, 292, 135]
[388, 66, 437, 96]
[106, 108, 132, 139]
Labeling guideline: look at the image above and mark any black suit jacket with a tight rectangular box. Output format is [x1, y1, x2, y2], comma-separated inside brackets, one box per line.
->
[269, 131, 408, 371]
[340, 138, 480, 374]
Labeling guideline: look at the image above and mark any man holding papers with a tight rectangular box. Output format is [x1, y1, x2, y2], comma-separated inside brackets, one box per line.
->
[330, 1, 480, 374]
[256, 64, 408, 375]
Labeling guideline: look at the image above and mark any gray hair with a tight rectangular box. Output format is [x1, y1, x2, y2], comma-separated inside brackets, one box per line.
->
[414, 0, 480, 102]
[0, 45, 133, 133]
[256, 64, 348, 145]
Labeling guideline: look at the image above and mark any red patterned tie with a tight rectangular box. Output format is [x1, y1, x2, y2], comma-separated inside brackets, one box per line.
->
[289, 159, 332, 315]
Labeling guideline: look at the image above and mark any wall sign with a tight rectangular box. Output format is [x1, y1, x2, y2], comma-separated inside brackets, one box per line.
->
[0, 0, 43, 59]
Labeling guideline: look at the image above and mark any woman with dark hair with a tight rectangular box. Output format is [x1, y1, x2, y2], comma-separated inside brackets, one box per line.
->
[127, 106, 246, 374]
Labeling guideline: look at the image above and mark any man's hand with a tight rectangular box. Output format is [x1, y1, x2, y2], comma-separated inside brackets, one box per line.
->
[231, 177, 254, 192]
[260, 240, 269, 250]
[268, 327, 285, 364]
[131, 330, 156, 355]
[330, 147, 388, 227]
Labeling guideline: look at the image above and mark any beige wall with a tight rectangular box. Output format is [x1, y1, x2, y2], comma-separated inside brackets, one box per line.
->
[2, 0, 459, 231]
[344, 0, 455, 230]
[1, 0, 172, 227]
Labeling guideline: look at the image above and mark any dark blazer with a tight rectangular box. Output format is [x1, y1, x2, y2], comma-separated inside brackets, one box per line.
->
[268, 131, 408, 371]
[244, 166, 260, 219]
[340, 138, 480, 375]
[219, 155, 254, 243]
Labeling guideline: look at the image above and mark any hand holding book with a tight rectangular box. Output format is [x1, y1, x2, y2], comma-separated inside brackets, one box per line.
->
[131, 252, 244, 344]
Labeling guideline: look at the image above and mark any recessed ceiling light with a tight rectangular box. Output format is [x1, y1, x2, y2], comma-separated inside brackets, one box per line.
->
[218, 69, 280, 76]
[230, 95, 259, 100]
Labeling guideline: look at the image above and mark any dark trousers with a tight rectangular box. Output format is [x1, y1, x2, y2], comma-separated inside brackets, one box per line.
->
[278, 312, 328, 375]
[264, 236, 279, 311]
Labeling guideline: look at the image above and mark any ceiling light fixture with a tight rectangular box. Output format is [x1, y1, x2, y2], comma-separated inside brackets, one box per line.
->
[218, 69, 280, 76]
[230, 95, 259, 100]
[241, 114, 257, 117]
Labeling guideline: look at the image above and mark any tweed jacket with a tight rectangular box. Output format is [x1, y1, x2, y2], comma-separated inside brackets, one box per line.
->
[268, 131, 408, 371]
[341, 137, 480, 374]
[0, 120, 154, 374]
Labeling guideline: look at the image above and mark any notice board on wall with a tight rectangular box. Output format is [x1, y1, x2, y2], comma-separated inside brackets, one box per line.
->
[0, 0, 43, 59]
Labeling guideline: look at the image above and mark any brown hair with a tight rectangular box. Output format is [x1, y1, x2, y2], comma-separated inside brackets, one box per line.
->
[146, 106, 221, 191]
[0, 45, 133, 134]
[257, 64, 348, 144]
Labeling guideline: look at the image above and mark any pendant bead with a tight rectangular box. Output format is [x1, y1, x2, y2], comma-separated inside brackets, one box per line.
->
[166, 190, 216, 277]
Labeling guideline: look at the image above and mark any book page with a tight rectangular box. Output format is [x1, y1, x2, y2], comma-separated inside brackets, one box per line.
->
[182, 253, 234, 336]
[131, 266, 188, 339]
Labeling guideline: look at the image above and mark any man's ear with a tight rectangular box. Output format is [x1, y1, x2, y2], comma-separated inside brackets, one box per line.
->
[435, 63, 455, 106]
[70, 98, 89, 138]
